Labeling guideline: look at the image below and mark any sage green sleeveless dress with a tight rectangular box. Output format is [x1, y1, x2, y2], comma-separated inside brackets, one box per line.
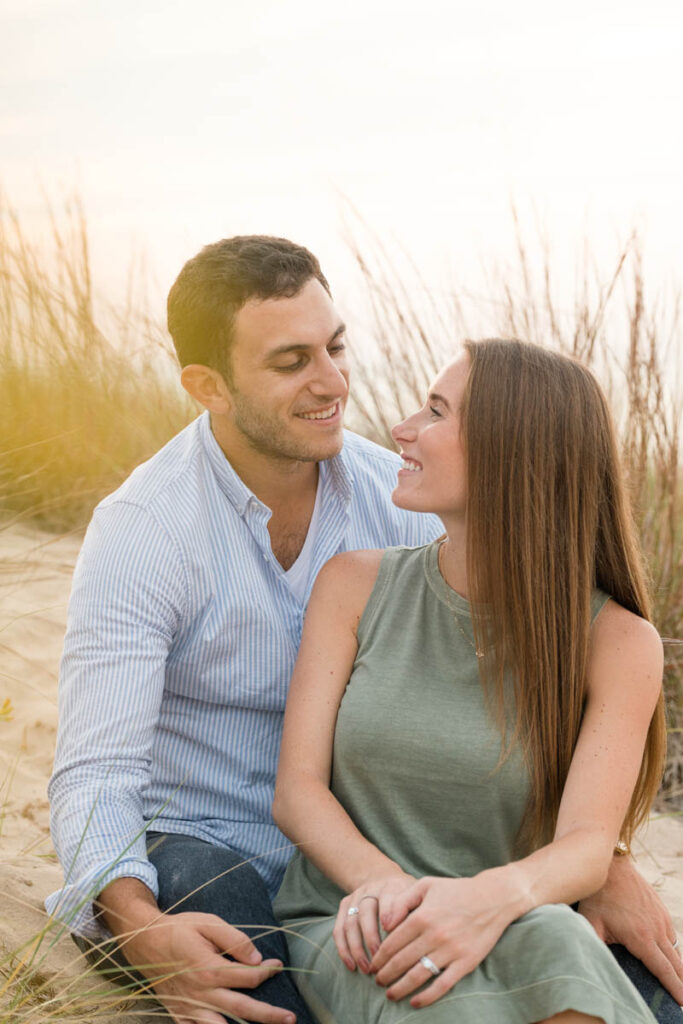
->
[274, 543, 656, 1023]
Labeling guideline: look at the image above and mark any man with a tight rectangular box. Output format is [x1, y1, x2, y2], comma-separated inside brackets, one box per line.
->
[48, 236, 682, 1024]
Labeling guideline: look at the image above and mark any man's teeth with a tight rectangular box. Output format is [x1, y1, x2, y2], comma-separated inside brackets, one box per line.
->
[402, 459, 421, 472]
[300, 405, 337, 420]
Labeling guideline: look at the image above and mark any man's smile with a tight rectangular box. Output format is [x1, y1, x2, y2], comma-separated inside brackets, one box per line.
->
[297, 401, 341, 422]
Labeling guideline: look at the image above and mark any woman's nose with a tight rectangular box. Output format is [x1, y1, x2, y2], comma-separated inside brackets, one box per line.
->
[391, 416, 417, 444]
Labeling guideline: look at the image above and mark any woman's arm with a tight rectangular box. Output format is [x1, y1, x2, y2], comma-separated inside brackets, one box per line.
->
[370, 600, 665, 1008]
[511, 600, 663, 904]
[273, 550, 416, 969]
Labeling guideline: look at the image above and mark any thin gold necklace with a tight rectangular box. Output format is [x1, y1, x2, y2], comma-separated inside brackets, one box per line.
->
[437, 542, 485, 659]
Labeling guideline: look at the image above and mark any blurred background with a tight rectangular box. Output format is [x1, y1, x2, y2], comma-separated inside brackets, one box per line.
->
[3, 0, 682, 304]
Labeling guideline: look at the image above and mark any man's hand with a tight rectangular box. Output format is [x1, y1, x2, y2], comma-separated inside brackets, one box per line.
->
[98, 879, 296, 1024]
[578, 854, 683, 1005]
[118, 911, 292, 1024]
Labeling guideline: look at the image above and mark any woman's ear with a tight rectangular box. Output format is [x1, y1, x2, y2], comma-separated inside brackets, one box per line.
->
[180, 364, 232, 413]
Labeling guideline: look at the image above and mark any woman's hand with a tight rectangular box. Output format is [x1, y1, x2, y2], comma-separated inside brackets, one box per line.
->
[370, 871, 528, 1008]
[333, 872, 416, 974]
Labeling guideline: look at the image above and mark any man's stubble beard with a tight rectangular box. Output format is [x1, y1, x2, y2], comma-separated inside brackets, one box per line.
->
[229, 389, 343, 464]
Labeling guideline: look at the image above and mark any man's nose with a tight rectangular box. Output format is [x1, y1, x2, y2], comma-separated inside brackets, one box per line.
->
[309, 352, 349, 396]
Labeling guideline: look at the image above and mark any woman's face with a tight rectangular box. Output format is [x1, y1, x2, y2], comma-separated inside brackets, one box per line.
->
[391, 353, 469, 519]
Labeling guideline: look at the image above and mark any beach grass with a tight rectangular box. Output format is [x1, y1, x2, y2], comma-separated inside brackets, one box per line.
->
[0, 196, 198, 533]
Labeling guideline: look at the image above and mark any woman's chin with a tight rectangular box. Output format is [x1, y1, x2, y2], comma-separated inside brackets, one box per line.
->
[391, 484, 422, 511]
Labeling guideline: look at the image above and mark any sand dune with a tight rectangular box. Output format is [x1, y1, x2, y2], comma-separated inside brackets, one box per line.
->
[1, 524, 681, 1020]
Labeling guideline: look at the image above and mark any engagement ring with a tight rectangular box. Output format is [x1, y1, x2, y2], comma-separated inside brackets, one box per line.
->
[420, 955, 441, 976]
[347, 906, 360, 916]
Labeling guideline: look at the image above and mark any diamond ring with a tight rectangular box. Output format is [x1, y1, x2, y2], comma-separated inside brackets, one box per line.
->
[420, 955, 441, 976]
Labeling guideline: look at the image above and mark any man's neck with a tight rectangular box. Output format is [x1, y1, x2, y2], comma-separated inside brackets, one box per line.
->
[210, 414, 319, 511]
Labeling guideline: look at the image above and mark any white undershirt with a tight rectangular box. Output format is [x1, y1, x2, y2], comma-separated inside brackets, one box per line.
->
[283, 476, 323, 603]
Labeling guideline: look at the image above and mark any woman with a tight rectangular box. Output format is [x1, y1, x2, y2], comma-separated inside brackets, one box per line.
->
[273, 339, 670, 1024]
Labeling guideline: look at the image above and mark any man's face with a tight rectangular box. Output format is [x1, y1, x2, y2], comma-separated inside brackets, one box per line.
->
[223, 277, 350, 463]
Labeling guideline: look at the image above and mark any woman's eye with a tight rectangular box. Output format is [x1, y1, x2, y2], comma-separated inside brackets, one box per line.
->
[429, 405, 442, 417]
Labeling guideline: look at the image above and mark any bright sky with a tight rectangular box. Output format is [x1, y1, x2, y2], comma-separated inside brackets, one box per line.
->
[2, 0, 682, 313]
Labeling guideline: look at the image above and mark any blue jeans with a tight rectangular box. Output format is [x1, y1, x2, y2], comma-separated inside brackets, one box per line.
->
[609, 942, 682, 1022]
[73, 832, 316, 1023]
[147, 832, 316, 1023]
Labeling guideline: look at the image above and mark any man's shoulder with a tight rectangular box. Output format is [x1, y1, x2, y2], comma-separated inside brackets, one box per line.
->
[97, 416, 204, 519]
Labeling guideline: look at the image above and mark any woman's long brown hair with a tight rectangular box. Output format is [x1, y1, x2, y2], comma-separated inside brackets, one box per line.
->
[462, 338, 666, 852]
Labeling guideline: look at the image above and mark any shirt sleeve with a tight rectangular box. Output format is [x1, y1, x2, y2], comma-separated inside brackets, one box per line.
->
[46, 500, 187, 939]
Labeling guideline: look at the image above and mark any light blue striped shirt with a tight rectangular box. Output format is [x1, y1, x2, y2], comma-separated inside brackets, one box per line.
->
[47, 412, 440, 938]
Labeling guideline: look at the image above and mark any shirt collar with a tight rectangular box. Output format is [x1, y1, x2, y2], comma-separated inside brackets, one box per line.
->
[199, 412, 260, 516]
[320, 435, 354, 505]
[199, 411, 354, 515]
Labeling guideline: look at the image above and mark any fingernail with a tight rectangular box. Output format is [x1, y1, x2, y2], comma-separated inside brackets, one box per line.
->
[248, 950, 262, 964]
[284, 1016, 295, 1024]
[359, 957, 369, 973]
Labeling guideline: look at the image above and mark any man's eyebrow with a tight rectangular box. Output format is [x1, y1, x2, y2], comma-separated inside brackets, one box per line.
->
[429, 392, 451, 410]
[267, 323, 346, 358]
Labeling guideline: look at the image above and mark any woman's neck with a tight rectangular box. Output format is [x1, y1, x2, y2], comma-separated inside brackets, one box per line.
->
[438, 520, 469, 599]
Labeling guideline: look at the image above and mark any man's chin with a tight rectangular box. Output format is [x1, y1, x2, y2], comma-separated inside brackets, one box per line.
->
[309, 435, 345, 462]
[298, 424, 345, 462]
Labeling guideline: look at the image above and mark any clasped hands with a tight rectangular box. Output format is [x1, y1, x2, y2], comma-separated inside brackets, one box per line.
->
[333, 872, 515, 1010]
[334, 859, 683, 1010]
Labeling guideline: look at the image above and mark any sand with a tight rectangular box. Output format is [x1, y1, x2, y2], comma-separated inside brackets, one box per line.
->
[1, 524, 681, 1021]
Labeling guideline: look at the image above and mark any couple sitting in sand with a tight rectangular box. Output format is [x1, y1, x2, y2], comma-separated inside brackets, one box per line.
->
[47, 237, 682, 1024]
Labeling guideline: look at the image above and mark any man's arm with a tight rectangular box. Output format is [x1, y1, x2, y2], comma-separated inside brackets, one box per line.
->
[48, 499, 193, 932]
[579, 853, 683, 1004]
[47, 500, 185, 935]
[49, 502, 298, 1024]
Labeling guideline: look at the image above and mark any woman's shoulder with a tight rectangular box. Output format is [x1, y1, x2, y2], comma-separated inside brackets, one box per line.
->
[312, 545, 428, 632]
[591, 598, 661, 652]
[317, 543, 429, 585]
[315, 548, 385, 587]
[308, 549, 386, 632]
[587, 598, 663, 703]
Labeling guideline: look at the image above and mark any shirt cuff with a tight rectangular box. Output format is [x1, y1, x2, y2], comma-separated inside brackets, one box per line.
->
[45, 857, 159, 941]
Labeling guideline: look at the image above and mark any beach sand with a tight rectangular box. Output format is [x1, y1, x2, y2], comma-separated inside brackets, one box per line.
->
[1, 524, 681, 1021]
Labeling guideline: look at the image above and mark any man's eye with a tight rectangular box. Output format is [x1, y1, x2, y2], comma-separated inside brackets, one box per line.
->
[275, 360, 304, 372]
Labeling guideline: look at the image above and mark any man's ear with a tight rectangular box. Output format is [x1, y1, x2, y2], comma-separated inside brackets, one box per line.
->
[180, 365, 232, 413]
